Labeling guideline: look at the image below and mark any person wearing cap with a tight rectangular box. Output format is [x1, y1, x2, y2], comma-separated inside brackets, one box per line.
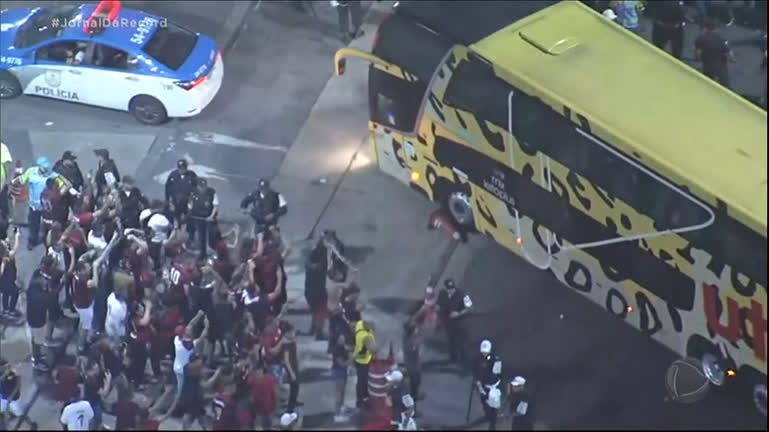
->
[164, 159, 198, 226]
[14, 156, 60, 249]
[507, 376, 534, 430]
[474, 339, 503, 430]
[187, 177, 218, 259]
[385, 368, 417, 430]
[117, 175, 149, 229]
[240, 178, 287, 235]
[602, 8, 618, 21]
[52, 150, 85, 192]
[140, 199, 172, 271]
[437, 278, 472, 368]
[93, 149, 120, 197]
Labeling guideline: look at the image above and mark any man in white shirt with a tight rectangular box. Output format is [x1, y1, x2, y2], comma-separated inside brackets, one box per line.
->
[173, 310, 209, 396]
[60, 398, 94, 431]
[105, 285, 128, 345]
[140, 201, 171, 271]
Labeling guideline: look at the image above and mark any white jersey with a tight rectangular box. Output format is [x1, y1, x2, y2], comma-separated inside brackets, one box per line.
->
[60, 400, 94, 431]
[105, 292, 127, 337]
[148, 213, 171, 243]
[174, 335, 194, 374]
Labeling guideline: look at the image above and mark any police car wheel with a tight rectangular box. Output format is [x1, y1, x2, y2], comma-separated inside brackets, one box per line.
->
[130, 95, 168, 125]
[0, 71, 22, 99]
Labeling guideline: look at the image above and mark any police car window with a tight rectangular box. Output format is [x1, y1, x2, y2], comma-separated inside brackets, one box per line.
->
[35, 41, 85, 65]
[15, 6, 78, 48]
[142, 22, 198, 71]
[89, 44, 133, 70]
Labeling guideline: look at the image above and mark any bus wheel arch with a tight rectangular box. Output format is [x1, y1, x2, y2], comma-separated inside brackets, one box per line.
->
[434, 177, 474, 229]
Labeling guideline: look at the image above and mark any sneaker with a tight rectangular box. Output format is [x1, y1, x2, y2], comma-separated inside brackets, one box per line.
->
[8, 310, 22, 318]
[334, 414, 349, 423]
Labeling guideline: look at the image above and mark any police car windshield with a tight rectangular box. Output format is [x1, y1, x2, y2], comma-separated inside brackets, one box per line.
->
[141, 22, 198, 71]
[15, 6, 78, 49]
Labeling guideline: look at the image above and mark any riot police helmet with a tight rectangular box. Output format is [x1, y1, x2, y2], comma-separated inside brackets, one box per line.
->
[177, 159, 188, 170]
[257, 178, 270, 191]
[444, 278, 456, 290]
[197, 178, 208, 188]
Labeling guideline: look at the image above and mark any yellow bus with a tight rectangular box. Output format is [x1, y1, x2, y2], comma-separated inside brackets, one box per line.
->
[334, 0, 767, 415]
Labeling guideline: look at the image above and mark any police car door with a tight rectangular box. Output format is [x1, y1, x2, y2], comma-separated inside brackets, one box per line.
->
[81, 42, 143, 110]
[22, 40, 87, 103]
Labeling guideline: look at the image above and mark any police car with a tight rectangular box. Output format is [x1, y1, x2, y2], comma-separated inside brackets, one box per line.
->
[0, 1, 223, 125]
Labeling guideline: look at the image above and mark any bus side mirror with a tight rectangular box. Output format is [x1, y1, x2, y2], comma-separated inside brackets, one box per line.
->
[336, 57, 346, 76]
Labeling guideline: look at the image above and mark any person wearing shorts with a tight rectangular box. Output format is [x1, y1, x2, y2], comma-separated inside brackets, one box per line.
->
[331, 331, 352, 422]
[71, 262, 96, 353]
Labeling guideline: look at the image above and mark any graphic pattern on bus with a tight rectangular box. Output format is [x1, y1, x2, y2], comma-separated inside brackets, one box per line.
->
[370, 45, 766, 381]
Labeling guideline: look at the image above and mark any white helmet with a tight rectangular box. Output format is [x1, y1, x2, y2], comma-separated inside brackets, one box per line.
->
[480, 339, 492, 354]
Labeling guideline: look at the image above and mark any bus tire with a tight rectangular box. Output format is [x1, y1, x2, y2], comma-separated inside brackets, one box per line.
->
[753, 382, 767, 417]
[443, 187, 474, 229]
[0, 71, 22, 99]
[129, 95, 168, 125]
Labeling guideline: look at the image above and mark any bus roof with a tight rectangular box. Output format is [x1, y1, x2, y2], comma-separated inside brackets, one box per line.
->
[395, 0, 558, 46]
[468, 1, 767, 236]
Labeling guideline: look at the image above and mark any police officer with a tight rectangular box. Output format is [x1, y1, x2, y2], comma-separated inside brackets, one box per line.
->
[385, 369, 417, 430]
[648, 0, 686, 60]
[164, 159, 198, 226]
[188, 178, 218, 259]
[695, 18, 736, 88]
[93, 149, 120, 197]
[52, 150, 84, 192]
[240, 179, 287, 235]
[508, 376, 533, 431]
[437, 278, 472, 369]
[475, 340, 502, 431]
[117, 176, 149, 229]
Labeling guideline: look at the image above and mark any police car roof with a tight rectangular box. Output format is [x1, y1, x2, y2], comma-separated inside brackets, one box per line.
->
[58, 4, 161, 51]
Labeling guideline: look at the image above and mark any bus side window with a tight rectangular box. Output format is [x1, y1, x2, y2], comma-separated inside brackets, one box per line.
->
[719, 222, 767, 288]
[368, 66, 426, 132]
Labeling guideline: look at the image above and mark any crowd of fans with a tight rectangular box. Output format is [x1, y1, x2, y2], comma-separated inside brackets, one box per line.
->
[0, 146, 322, 430]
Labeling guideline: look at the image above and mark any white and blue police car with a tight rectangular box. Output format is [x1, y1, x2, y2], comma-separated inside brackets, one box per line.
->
[0, 1, 223, 124]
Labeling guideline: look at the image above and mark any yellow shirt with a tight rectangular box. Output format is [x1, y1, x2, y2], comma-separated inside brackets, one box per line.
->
[353, 320, 374, 365]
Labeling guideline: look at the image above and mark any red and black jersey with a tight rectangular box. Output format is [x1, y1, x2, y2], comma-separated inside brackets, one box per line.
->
[169, 263, 198, 291]
[212, 395, 238, 429]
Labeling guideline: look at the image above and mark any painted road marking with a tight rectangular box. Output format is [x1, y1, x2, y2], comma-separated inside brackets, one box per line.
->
[183, 131, 288, 152]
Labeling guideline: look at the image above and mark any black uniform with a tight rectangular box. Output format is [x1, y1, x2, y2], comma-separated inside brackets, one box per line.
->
[695, 30, 732, 87]
[164, 169, 198, 224]
[188, 184, 217, 259]
[94, 157, 120, 195]
[509, 389, 534, 430]
[335, 0, 364, 40]
[437, 287, 469, 367]
[118, 187, 149, 229]
[240, 186, 286, 234]
[475, 353, 502, 430]
[52, 158, 84, 192]
[649, 0, 686, 60]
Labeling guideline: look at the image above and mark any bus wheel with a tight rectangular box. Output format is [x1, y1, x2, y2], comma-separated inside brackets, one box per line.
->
[446, 191, 473, 227]
[754, 383, 767, 417]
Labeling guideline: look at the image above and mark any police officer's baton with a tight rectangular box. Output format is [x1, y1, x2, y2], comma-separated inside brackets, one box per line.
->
[465, 378, 475, 423]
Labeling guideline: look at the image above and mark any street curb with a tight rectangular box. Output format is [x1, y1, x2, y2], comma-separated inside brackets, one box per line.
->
[220, 0, 258, 56]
